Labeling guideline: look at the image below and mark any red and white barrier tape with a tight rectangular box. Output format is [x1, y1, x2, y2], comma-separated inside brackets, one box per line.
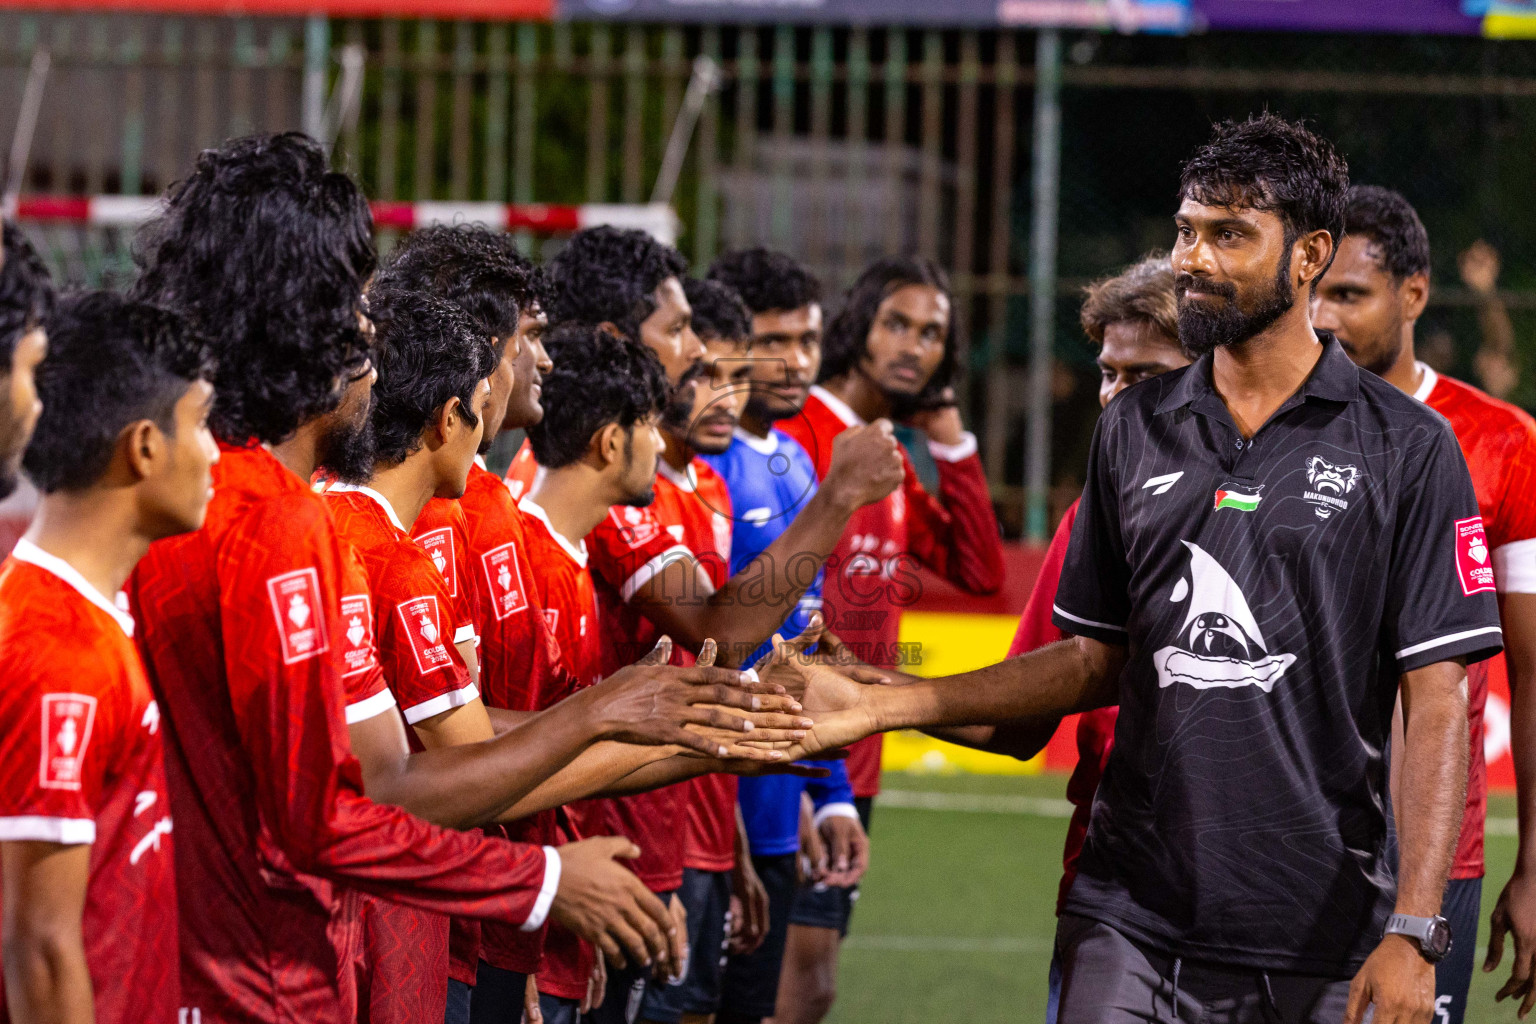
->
[7, 196, 679, 246]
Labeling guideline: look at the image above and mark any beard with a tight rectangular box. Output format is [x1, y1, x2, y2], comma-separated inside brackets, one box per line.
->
[1335, 319, 1403, 379]
[316, 399, 377, 485]
[1176, 251, 1295, 357]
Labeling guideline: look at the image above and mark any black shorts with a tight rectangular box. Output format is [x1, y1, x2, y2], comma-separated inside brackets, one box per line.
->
[589, 888, 676, 1024]
[719, 853, 798, 1020]
[1435, 875, 1482, 1024]
[638, 869, 733, 1022]
[468, 961, 527, 1024]
[787, 795, 874, 936]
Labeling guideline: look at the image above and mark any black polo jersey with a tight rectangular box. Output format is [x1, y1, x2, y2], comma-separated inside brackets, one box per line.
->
[1053, 332, 1503, 976]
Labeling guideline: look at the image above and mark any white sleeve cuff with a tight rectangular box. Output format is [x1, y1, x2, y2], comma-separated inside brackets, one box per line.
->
[1494, 538, 1536, 593]
[401, 681, 480, 724]
[619, 544, 696, 603]
[453, 624, 479, 646]
[927, 432, 978, 463]
[522, 845, 562, 931]
[812, 802, 860, 829]
[344, 688, 398, 725]
[0, 816, 95, 844]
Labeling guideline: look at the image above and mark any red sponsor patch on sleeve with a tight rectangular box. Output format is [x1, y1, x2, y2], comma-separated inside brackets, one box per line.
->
[339, 593, 377, 678]
[395, 595, 454, 676]
[266, 568, 331, 664]
[39, 693, 98, 791]
[1456, 516, 1497, 595]
[416, 528, 459, 598]
[481, 542, 530, 621]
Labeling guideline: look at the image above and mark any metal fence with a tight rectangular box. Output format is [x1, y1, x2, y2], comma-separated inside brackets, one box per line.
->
[6, 14, 1536, 535]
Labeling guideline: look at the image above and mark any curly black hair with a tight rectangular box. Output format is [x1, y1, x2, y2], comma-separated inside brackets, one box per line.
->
[0, 221, 55, 365]
[706, 247, 822, 316]
[527, 322, 669, 469]
[26, 291, 214, 494]
[544, 226, 687, 340]
[129, 131, 376, 447]
[360, 286, 497, 474]
[683, 277, 752, 344]
[819, 255, 959, 407]
[1341, 185, 1431, 282]
[1179, 113, 1350, 284]
[376, 225, 538, 354]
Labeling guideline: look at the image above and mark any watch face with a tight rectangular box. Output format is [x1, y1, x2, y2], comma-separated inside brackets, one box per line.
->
[1425, 918, 1452, 957]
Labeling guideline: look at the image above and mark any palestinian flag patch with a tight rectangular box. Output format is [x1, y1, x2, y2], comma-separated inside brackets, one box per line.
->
[1213, 488, 1262, 512]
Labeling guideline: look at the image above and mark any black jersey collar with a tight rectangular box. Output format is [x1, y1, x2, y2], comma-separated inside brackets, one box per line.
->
[1156, 330, 1361, 416]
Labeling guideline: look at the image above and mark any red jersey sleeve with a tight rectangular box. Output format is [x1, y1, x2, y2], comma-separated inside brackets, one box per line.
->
[1007, 498, 1077, 658]
[413, 499, 479, 647]
[587, 504, 694, 603]
[214, 493, 558, 927]
[337, 540, 395, 725]
[0, 631, 112, 842]
[1491, 415, 1536, 594]
[903, 433, 1005, 596]
[375, 551, 477, 725]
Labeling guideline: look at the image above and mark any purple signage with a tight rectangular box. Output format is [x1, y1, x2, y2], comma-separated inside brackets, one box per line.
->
[1192, 0, 1480, 34]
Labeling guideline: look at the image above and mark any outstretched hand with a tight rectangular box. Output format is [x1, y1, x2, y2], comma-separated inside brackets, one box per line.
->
[752, 619, 890, 760]
[584, 636, 805, 758]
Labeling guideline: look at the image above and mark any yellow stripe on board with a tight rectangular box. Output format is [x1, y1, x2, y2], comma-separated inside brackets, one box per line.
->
[883, 611, 1044, 776]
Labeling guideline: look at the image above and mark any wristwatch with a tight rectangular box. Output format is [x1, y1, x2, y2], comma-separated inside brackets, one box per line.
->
[1383, 913, 1452, 963]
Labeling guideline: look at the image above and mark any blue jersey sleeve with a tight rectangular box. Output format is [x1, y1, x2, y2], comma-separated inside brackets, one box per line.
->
[805, 758, 854, 809]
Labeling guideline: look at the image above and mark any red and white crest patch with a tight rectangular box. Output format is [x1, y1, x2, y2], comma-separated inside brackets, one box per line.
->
[416, 528, 458, 597]
[339, 593, 377, 678]
[395, 595, 454, 675]
[613, 506, 660, 549]
[267, 568, 330, 665]
[481, 542, 530, 621]
[40, 693, 97, 790]
[543, 608, 559, 634]
[1456, 516, 1497, 595]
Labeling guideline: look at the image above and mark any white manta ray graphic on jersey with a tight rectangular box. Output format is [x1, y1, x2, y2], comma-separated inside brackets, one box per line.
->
[1152, 541, 1296, 693]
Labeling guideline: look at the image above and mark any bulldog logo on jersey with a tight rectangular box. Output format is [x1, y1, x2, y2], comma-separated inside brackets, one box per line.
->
[40, 693, 98, 790]
[267, 568, 330, 665]
[339, 593, 376, 677]
[1152, 542, 1296, 693]
[416, 528, 458, 597]
[481, 542, 529, 620]
[1303, 457, 1361, 520]
[1456, 516, 1497, 595]
[395, 595, 453, 675]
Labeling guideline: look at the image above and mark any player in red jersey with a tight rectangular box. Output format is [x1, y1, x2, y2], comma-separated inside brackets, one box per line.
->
[765, 254, 1005, 1024]
[633, 277, 754, 1024]
[0, 292, 215, 1024]
[1315, 185, 1536, 1024]
[521, 231, 902, 1024]
[926, 251, 1188, 1024]
[522, 323, 674, 1024]
[0, 222, 52, 501]
[121, 133, 742, 1024]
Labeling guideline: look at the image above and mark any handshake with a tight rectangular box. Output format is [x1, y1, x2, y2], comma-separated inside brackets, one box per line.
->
[592, 613, 892, 771]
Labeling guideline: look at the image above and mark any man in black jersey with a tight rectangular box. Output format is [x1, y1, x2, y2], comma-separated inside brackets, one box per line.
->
[772, 114, 1501, 1024]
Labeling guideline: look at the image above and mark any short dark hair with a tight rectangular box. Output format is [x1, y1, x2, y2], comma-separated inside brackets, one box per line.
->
[130, 131, 376, 447]
[820, 255, 959, 400]
[0, 221, 55, 365]
[364, 287, 497, 472]
[1341, 185, 1431, 282]
[544, 226, 687, 341]
[1080, 250, 1182, 351]
[377, 225, 537, 352]
[25, 291, 214, 493]
[684, 278, 752, 344]
[1179, 113, 1350, 281]
[707, 248, 822, 316]
[527, 322, 669, 469]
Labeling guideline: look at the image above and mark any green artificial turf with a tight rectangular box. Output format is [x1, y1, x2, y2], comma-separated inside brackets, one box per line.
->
[828, 770, 1522, 1023]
